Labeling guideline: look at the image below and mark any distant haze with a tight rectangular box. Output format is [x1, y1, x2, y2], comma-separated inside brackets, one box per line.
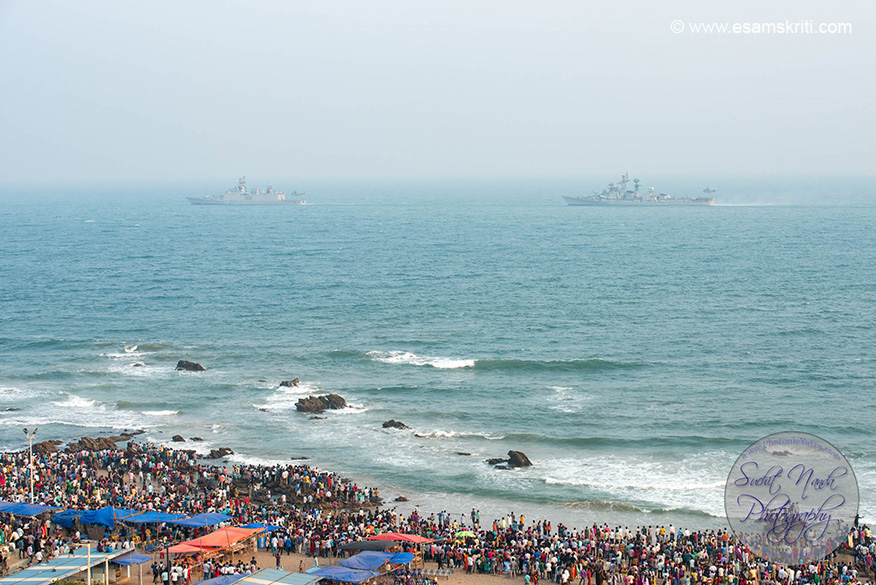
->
[0, 0, 873, 183]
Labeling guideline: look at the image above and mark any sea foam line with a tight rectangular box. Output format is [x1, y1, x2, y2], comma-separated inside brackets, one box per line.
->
[367, 351, 475, 369]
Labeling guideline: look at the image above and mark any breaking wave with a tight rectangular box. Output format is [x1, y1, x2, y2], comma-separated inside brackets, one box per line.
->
[361, 351, 642, 372]
[367, 351, 474, 369]
[473, 358, 644, 372]
[52, 392, 100, 408]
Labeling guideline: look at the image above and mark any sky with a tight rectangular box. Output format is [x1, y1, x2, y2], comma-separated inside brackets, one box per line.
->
[0, 0, 873, 183]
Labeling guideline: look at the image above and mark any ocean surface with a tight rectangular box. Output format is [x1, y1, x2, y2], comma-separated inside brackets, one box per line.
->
[1, 178, 874, 531]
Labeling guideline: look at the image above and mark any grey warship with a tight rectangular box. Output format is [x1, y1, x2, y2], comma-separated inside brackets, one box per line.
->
[187, 177, 306, 205]
[563, 174, 715, 206]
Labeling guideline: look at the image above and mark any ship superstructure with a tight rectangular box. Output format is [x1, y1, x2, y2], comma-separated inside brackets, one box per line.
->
[563, 174, 715, 206]
[188, 177, 306, 205]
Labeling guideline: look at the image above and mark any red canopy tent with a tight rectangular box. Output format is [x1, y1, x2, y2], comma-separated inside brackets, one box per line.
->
[161, 526, 262, 555]
[365, 533, 434, 544]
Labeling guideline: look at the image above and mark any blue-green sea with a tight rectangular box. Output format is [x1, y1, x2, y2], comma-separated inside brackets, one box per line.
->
[1, 178, 874, 530]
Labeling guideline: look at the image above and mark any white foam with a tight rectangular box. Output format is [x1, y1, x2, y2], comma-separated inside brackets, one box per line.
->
[52, 392, 100, 408]
[367, 350, 475, 369]
[537, 451, 730, 517]
[253, 383, 327, 411]
[226, 452, 290, 467]
[124, 346, 138, 353]
[104, 363, 163, 378]
[142, 410, 179, 416]
[0, 386, 33, 397]
[330, 404, 368, 415]
[416, 430, 505, 440]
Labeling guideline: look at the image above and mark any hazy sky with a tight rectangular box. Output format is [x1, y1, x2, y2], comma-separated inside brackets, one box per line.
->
[0, 0, 872, 182]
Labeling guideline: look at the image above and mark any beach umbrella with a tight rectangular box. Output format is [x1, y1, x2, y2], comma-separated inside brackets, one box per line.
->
[455, 530, 476, 538]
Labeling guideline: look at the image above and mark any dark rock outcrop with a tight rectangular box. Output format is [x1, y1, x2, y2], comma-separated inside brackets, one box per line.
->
[190, 437, 204, 442]
[2, 407, 21, 412]
[507, 451, 533, 468]
[132, 362, 145, 367]
[455, 452, 472, 456]
[382, 419, 409, 430]
[66, 436, 120, 452]
[203, 447, 234, 460]
[394, 496, 409, 502]
[32, 440, 60, 454]
[106, 430, 144, 442]
[176, 360, 206, 372]
[279, 378, 300, 388]
[485, 451, 533, 468]
[295, 394, 347, 414]
[308, 416, 326, 420]
[171, 435, 185, 442]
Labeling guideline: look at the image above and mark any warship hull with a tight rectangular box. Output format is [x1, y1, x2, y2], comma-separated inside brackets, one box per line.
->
[188, 177, 306, 205]
[187, 197, 305, 205]
[563, 196, 714, 206]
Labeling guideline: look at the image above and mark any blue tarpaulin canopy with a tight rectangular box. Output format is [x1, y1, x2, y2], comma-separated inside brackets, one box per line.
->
[112, 552, 152, 566]
[0, 502, 60, 516]
[311, 567, 379, 584]
[193, 575, 246, 585]
[124, 511, 188, 523]
[80, 507, 140, 529]
[196, 570, 322, 585]
[241, 523, 281, 532]
[167, 512, 230, 527]
[52, 510, 87, 529]
[338, 552, 414, 571]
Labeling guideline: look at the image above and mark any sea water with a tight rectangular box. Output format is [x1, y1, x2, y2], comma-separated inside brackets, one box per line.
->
[1, 179, 874, 530]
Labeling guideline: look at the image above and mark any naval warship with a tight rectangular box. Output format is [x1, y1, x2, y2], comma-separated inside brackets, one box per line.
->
[187, 177, 306, 205]
[563, 174, 715, 206]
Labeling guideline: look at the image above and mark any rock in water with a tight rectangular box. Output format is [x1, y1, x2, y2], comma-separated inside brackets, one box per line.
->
[66, 436, 120, 452]
[171, 435, 185, 442]
[176, 360, 206, 371]
[204, 447, 234, 460]
[507, 450, 532, 468]
[326, 394, 347, 409]
[382, 419, 410, 430]
[279, 378, 300, 387]
[32, 440, 59, 454]
[295, 394, 347, 414]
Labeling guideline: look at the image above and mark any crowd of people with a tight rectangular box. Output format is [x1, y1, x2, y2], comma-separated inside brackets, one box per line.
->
[0, 441, 873, 585]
